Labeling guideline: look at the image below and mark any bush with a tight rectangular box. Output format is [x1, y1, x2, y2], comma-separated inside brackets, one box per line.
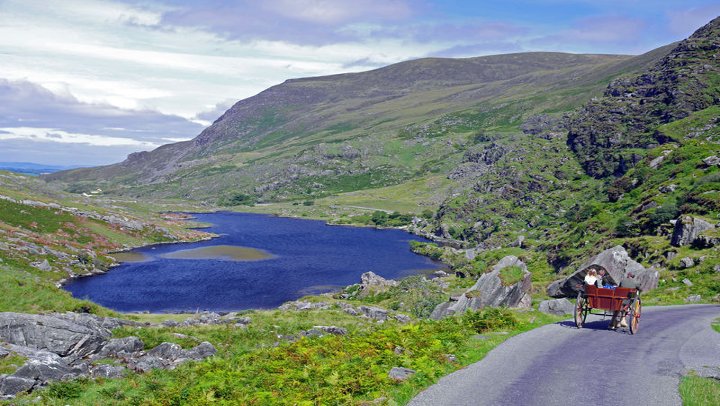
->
[463, 307, 518, 333]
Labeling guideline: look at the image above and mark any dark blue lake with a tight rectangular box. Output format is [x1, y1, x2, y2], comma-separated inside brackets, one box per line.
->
[64, 212, 441, 312]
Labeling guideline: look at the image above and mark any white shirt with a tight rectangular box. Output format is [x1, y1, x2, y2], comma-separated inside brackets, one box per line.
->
[584, 275, 598, 285]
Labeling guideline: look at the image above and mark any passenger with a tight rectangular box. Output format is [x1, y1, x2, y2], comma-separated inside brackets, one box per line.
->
[583, 269, 599, 286]
[610, 272, 641, 330]
[598, 269, 614, 288]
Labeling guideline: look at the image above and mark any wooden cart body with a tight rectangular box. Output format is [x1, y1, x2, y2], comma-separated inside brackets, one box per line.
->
[574, 285, 642, 334]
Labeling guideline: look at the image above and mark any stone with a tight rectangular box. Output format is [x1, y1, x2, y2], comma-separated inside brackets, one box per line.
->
[538, 298, 575, 316]
[388, 367, 416, 381]
[692, 235, 719, 249]
[0, 313, 111, 358]
[0, 376, 35, 396]
[146, 343, 185, 360]
[13, 358, 73, 382]
[509, 235, 525, 248]
[431, 256, 531, 319]
[433, 270, 449, 277]
[665, 251, 677, 260]
[30, 260, 52, 272]
[685, 295, 702, 303]
[659, 184, 677, 193]
[394, 314, 411, 323]
[547, 246, 658, 298]
[682, 278, 693, 287]
[185, 342, 217, 360]
[311, 326, 347, 335]
[702, 155, 720, 166]
[680, 257, 695, 269]
[671, 215, 714, 247]
[445, 354, 458, 363]
[90, 364, 126, 379]
[278, 301, 330, 311]
[360, 271, 398, 288]
[0, 348, 8, 358]
[715, 265, 720, 273]
[359, 306, 388, 321]
[96, 337, 144, 358]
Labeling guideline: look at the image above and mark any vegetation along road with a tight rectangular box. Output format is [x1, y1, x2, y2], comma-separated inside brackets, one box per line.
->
[410, 305, 720, 406]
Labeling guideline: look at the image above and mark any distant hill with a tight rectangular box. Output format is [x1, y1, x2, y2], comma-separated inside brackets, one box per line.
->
[0, 162, 84, 176]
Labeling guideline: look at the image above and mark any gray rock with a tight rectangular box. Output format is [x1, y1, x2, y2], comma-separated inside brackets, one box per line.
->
[538, 298, 575, 316]
[0, 347, 8, 358]
[185, 342, 217, 360]
[394, 314, 412, 323]
[685, 295, 702, 303]
[431, 256, 531, 319]
[13, 358, 73, 382]
[680, 257, 695, 269]
[278, 301, 330, 311]
[90, 364, 126, 379]
[30, 259, 52, 272]
[360, 271, 398, 288]
[0, 376, 35, 396]
[388, 367, 416, 381]
[659, 184, 677, 193]
[359, 306, 388, 321]
[311, 326, 347, 336]
[682, 278, 693, 287]
[671, 215, 714, 247]
[433, 270, 449, 277]
[702, 155, 720, 166]
[547, 246, 658, 298]
[0, 313, 111, 358]
[96, 337, 144, 358]
[714, 265, 720, 273]
[147, 342, 185, 361]
[131, 356, 167, 373]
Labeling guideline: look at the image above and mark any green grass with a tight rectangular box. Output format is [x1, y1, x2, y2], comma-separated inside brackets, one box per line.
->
[498, 266, 526, 286]
[0, 353, 26, 375]
[679, 375, 720, 406]
[22, 309, 561, 405]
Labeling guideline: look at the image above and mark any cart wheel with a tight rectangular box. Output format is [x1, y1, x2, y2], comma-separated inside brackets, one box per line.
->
[574, 293, 585, 328]
[628, 298, 641, 335]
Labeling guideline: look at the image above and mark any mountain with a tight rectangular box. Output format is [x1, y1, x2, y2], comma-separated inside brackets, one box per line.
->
[568, 16, 720, 178]
[0, 162, 82, 176]
[46, 50, 671, 202]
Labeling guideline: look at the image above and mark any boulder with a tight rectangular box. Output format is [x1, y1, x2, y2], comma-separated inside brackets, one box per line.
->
[359, 306, 388, 321]
[547, 246, 658, 298]
[388, 367, 416, 381]
[431, 256, 531, 319]
[30, 260, 52, 272]
[360, 271, 398, 288]
[682, 278, 693, 287]
[685, 295, 702, 303]
[129, 341, 216, 373]
[0, 313, 111, 358]
[702, 155, 720, 166]
[671, 215, 714, 247]
[90, 364, 126, 379]
[680, 257, 695, 269]
[0, 376, 35, 397]
[538, 298, 575, 316]
[95, 337, 144, 359]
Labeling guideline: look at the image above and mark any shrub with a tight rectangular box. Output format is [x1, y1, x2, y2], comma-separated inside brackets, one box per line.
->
[463, 307, 518, 333]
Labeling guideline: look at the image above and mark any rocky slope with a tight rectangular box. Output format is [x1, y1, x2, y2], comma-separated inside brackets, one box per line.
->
[568, 16, 720, 178]
[45, 51, 668, 203]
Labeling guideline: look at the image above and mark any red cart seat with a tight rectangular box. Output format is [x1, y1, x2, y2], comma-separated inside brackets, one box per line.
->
[584, 285, 637, 311]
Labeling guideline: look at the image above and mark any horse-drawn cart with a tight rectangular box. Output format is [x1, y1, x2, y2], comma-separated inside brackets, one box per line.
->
[574, 285, 641, 334]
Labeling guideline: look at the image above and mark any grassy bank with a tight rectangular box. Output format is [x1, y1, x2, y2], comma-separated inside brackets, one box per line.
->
[15, 308, 561, 405]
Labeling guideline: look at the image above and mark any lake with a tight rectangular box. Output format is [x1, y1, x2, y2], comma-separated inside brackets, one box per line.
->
[64, 212, 442, 312]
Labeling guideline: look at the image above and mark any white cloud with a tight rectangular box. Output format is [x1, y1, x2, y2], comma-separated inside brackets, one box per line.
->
[0, 127, 158, 147]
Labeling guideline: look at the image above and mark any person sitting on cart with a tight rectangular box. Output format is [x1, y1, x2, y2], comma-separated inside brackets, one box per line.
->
[583, 268, 600, 287]
[610, 272, 641, 329]
[598, 268, 616, 288]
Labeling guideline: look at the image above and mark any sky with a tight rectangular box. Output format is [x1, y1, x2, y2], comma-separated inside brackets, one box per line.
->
[1, 0, 719, 166]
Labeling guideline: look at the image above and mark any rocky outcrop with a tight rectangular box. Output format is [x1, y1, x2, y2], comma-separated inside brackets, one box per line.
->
[357, 271, 398, 297]
[546, 246, 659, 298]
[538, 298, 575, 316]
[671, 215, 715, 247]
[0, 312, 216, 398]
[388, 367, 416, 381]
[431, 256, 531, 319]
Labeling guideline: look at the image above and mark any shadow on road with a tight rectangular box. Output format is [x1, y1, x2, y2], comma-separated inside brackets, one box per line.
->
[557, 318, 625, 333]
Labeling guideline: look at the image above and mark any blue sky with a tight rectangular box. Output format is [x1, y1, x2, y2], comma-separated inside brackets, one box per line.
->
[0, 0, 718, 165]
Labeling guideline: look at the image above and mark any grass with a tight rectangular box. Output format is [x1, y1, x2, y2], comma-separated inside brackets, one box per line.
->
[0, 353, 26, 375]
[680, 375, 720, 405]
[19, 309, 561, 405]
[498, 265, 526, 286]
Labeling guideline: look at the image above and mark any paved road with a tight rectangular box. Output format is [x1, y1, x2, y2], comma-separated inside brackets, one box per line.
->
[410, 305, 720, 406]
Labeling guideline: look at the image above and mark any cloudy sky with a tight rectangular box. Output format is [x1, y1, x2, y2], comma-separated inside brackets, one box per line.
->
[1, 0, 718, 166]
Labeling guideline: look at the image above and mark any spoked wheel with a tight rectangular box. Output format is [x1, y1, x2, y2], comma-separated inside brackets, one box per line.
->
[574, 293, 586, 328]
[628, 298, 641, 335]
